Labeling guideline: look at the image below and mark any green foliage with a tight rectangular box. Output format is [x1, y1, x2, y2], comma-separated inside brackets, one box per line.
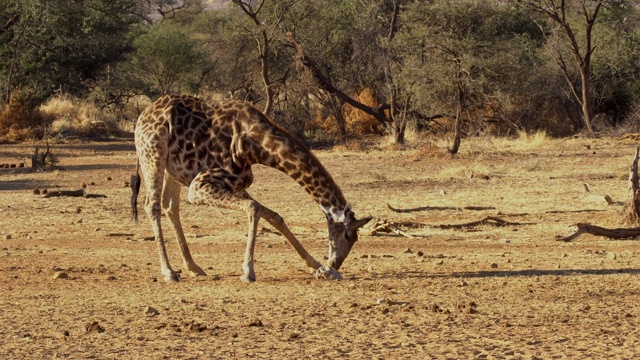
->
[590, 5, 640, 125]
[395, 0, 553, 134]
[2, 0, 640, 141]
[0, 0, 141, 107]
[131, 21, 206, 96]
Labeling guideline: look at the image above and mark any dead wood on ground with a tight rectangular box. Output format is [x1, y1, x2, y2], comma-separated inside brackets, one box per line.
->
[556, 223, 640, 242]
[42, 189, 107, 199]
[360, 218, 416, 238]
[435, 216, 531, 230]
[387, 204, 495, 213]
[557, 146, 640, 241]
[545, 209, 607, 214]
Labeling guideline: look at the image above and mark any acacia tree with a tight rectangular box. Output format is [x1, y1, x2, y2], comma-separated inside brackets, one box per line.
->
[284, 0, 412, 142]
[517, 0, 610, 133]
[0, 0, 141, 107]
[590, 6, 640, 125]
[396, 0, 543, 153]
[230, 0, 296, 117]
[131, 22, 205, 96]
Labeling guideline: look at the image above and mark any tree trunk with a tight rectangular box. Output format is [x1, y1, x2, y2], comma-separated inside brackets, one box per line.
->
[328, 95, 347, 143]
[260, 44, 274, 117]
[232, 0, 279, 117]
[518, 0, 602, 134]
[391, 90, 409, 145]
[580, 65, 594, 133]
[449, 81, 464, 155]
[630, 146, 640, 224]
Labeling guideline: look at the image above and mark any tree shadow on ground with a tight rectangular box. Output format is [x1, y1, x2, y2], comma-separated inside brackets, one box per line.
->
[60, 163, 134, 172]
[0, 179, 58, 191]
[382, 268, 640, 279]
[54, 141, 135, 153]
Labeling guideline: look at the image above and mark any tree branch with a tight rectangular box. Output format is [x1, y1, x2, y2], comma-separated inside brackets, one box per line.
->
[0, 13, 19, 34]
[287, 32, 391, 125]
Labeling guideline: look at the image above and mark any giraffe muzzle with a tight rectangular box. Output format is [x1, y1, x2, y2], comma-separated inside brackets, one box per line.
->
[327, 256, 345, 271]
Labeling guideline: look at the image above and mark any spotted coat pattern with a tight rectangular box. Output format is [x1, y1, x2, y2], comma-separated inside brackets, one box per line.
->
[134, 95, 370, 282]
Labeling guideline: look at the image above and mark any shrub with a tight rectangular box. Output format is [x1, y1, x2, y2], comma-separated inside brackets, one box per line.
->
[342, 88, 385, 135]
[39, 96, 120, 138]
[0, 93, 46, 142]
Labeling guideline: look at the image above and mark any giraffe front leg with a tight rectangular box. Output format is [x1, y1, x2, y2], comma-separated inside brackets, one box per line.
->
[259, 206, 322, 270]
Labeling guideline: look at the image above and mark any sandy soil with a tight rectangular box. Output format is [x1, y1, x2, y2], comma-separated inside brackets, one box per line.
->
[1, 136, 640, 359]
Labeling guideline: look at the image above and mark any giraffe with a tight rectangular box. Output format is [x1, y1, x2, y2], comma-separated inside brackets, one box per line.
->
[132, 94, 371, 283]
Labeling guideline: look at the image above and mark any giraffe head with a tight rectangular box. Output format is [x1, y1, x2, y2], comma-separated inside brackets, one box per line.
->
[326, 205, 371, 270]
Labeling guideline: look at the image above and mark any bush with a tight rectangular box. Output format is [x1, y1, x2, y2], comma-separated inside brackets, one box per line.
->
[342, 88, 385, 135]
[0, 93, 46, 142]
[39, 96, 120, 138]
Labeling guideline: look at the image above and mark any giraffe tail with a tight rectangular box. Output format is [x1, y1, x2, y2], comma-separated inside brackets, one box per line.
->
[130, 158, 141, 223]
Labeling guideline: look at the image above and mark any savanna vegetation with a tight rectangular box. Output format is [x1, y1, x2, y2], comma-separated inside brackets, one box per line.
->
[1, 0, 639, 148]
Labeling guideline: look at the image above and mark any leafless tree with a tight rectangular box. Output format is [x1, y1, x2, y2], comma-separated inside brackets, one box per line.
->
[518, 0, 605, 133]
[232, 0, 294, 117]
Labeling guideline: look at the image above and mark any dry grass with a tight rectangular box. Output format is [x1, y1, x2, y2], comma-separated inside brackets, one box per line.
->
[39, 96, 121, 138]
[0, 94, 45, 142]
[343, 88, 385, 135]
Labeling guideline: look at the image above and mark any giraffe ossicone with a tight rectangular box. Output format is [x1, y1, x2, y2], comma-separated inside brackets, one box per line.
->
[323, 203, 352, 223]
[132, 95, 371, 283]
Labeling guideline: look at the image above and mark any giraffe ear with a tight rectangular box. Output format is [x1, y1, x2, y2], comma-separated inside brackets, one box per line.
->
[344, 211, 372, 231]
[350, 216, 372, 231]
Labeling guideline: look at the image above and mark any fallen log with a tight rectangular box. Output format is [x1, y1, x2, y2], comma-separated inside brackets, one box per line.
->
[42, 189, 107, 199]
[435, 216, 530, 230]
[107, 233, 135, 237]
[545, 209, 607, 214]
[387, 204, 495, 213]
[556, 223, 640, 242]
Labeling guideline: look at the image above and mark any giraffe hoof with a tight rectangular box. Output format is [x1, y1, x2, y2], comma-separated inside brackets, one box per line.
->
[188, 266, 207, 277]
[240, 274, 256, 283]
[164, 272, 180, 283]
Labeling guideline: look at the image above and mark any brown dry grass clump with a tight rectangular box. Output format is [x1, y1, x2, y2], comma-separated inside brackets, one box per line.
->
[39, 96, 120, 138]
[343, 88, 385, 135]
[0, 94, 45, 142]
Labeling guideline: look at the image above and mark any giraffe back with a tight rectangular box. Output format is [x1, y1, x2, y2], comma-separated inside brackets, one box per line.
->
[135, 95, 255, 191]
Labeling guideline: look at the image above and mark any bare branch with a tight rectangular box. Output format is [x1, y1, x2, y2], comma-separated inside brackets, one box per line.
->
[388, 0, 400, 41]
[0, 13, 19, 34]
[287, 32, 391, 125]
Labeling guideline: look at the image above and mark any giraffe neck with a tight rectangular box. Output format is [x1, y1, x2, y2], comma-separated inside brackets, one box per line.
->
[243, 110, 348, 222]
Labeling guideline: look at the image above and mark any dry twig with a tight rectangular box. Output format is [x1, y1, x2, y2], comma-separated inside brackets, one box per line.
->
[360, 218, 415, 238]
[387, 204, 495, 213]
[435, 216, 530, 230]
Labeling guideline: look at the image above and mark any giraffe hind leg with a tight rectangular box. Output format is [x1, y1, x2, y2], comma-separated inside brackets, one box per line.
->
[188, 170, 259, 283]
[162, 175, 207, 277]
[141, 164, 179, 283]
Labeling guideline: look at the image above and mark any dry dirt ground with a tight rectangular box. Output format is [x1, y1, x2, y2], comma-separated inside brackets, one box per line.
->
[2, 135, 640, 359]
